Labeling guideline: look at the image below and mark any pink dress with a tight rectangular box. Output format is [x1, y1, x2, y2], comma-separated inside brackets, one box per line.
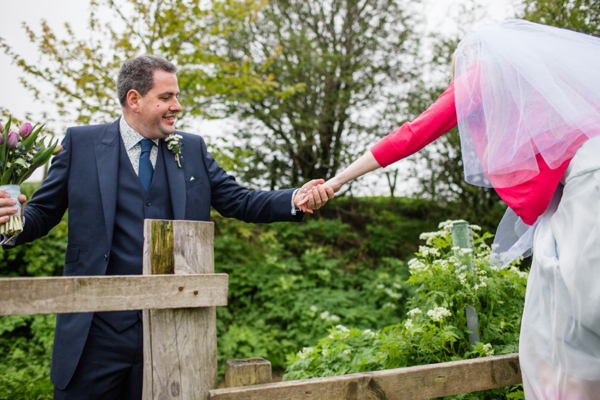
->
[370, 82, 570, 226]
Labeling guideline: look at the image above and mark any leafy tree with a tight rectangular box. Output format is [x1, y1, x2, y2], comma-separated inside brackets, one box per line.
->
[0, 0, 292, 170]
[218, 0, 421, 187]
[522, 0, 600, 36]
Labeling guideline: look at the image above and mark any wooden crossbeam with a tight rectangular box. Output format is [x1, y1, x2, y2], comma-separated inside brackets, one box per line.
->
[0, 274, 228, 316]
[209, 354, 521, 400]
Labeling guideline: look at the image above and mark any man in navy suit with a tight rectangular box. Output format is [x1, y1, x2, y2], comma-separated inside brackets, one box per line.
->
[0, 55, 333, 399]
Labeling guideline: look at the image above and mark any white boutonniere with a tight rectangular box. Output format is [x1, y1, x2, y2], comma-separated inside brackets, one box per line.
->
[166, 133, 183, 168]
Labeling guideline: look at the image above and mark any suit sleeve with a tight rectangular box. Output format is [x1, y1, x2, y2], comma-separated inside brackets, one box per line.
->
[15, 130, 72, 245]
[198, 137, 303, 223]
[371, 83, 458, 167]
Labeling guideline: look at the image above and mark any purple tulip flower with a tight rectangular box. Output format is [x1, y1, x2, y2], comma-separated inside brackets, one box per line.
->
[0, 122, 4, 134]
[7, 131, 19, 148]
[19, 122, 33, 138]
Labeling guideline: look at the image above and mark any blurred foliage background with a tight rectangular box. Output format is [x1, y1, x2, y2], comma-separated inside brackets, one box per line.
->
[1, 0, 598, 398]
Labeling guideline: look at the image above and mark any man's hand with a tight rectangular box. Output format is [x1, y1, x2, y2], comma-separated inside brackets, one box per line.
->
[0, 190, 26, 225]
[294, 179, 335, 214]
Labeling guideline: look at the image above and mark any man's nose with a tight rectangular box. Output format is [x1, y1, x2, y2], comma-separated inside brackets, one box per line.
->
[171, 98, 183, 112]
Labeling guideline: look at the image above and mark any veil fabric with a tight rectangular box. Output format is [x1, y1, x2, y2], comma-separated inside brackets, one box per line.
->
[453, 20, 600, 266]
[453, 19, 600, 190]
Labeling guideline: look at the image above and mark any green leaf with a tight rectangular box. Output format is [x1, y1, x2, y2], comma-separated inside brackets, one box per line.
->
[1, 164, 15, 185]
[17, 144, 56, 184]
[2, 116, 11, 179]
[2, 116, 11, 146]
[14, 158, 28, 168]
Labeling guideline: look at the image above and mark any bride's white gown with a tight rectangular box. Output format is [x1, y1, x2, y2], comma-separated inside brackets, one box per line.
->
[521, 136, 600, 399]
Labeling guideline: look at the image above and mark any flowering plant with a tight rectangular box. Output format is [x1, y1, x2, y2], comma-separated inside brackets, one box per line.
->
[285, 221, 527, 399]
[166, 133, 183, 168]
[1, 116, 59, 236]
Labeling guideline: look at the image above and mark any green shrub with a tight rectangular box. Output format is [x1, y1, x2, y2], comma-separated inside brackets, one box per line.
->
[0, 315, 55, 400]
[214, 216, 411, 375]
[285, 221, 526, 399]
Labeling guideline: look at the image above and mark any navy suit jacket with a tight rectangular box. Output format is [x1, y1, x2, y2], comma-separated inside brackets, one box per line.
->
[15, 119, 302, 389]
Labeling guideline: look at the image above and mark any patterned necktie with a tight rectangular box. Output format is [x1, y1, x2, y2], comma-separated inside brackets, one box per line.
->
[139, 139, 154, 192]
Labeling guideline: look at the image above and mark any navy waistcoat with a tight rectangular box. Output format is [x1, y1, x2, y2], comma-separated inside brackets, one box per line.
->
[96, 137, 174, 331]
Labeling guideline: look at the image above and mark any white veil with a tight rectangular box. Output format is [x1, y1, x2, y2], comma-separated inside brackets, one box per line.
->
[453, 20, 600, 266]
[454, 19, 600, 190]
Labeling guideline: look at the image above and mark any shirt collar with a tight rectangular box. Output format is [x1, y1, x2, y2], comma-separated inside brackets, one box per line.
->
[119, 116, 160, 150]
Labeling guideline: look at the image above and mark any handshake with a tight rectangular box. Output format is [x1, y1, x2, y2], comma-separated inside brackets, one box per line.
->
[292, 178, 341, 214]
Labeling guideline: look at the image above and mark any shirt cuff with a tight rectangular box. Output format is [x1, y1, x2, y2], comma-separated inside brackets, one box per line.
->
[291, 189, 300, 216]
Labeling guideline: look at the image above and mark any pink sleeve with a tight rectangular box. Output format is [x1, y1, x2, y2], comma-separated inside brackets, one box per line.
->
[371, 83, 458, 168]
[495, 156, 570, 226]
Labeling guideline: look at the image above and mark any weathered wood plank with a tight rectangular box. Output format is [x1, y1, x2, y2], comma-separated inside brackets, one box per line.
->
[143, 220, 218, 400]
[225, 358, 273, 388]
[209, 354, 521, 400]
[151, 219, 175, 274]
[143, 308, 154, 400]
[0, 274, 228, 316]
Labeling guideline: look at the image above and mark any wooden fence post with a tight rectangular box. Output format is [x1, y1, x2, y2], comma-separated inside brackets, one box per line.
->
[451, 221, 481, 347]
[142, 220, 217, 399]
[225, 358, 272, 388]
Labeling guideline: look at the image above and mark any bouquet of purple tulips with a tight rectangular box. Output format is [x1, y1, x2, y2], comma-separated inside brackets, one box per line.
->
[0, 116, 60, 237]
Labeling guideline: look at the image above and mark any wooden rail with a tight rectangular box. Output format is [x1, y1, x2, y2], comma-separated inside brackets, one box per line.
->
[0, 274, 228, 316]
[211, 354, 521, 400]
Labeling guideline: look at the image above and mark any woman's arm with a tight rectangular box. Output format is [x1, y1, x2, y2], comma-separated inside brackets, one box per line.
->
[325, 83, 458, 193]
[325, 152, 382, 192]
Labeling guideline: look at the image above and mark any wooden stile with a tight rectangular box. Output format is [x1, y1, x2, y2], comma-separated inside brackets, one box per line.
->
[143, 220, 221, 400]
[209, 354, 521, 400]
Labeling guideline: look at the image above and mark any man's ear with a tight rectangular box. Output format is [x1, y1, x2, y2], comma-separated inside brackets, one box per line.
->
[126, 89, 142, 113]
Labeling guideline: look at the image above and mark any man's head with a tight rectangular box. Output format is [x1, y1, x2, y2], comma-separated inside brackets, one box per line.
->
[117, 56, 182, 139]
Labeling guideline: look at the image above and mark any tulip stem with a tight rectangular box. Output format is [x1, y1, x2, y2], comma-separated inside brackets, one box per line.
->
[0, 215, 23, 237]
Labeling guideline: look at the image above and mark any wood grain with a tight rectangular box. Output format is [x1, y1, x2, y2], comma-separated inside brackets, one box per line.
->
[151, 219, 175, 274]
[209, 354, 521, 400]
[0, 274, 228, 316]
[143, 220, 219, 400]
[225, 358, 273, 388]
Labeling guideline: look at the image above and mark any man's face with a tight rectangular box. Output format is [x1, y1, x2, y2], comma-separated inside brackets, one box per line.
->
[136, 70, 182, 139]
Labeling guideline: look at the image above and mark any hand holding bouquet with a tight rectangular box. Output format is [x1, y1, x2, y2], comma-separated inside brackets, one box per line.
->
[0, 116, 60, 237]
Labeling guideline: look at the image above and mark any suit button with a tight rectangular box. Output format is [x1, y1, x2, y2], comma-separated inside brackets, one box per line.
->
[146, 201, 151, 206]
[104, 254, 108, 261]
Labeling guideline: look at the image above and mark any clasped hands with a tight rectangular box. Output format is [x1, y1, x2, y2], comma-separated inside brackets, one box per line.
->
[293, 179, 337, 214]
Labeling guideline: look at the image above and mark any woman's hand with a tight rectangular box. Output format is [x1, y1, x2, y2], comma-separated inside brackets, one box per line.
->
[323, 177, 343, 193]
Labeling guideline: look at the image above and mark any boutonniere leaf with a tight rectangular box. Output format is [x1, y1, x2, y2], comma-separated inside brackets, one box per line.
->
[166, 133, 183, 168]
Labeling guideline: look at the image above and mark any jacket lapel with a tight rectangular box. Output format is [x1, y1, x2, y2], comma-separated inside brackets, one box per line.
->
[94, 119, 120, 246]
[162, 138, 186, 220]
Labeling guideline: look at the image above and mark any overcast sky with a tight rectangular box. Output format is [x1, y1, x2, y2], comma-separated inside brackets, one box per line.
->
[0, 0, 517, 188]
